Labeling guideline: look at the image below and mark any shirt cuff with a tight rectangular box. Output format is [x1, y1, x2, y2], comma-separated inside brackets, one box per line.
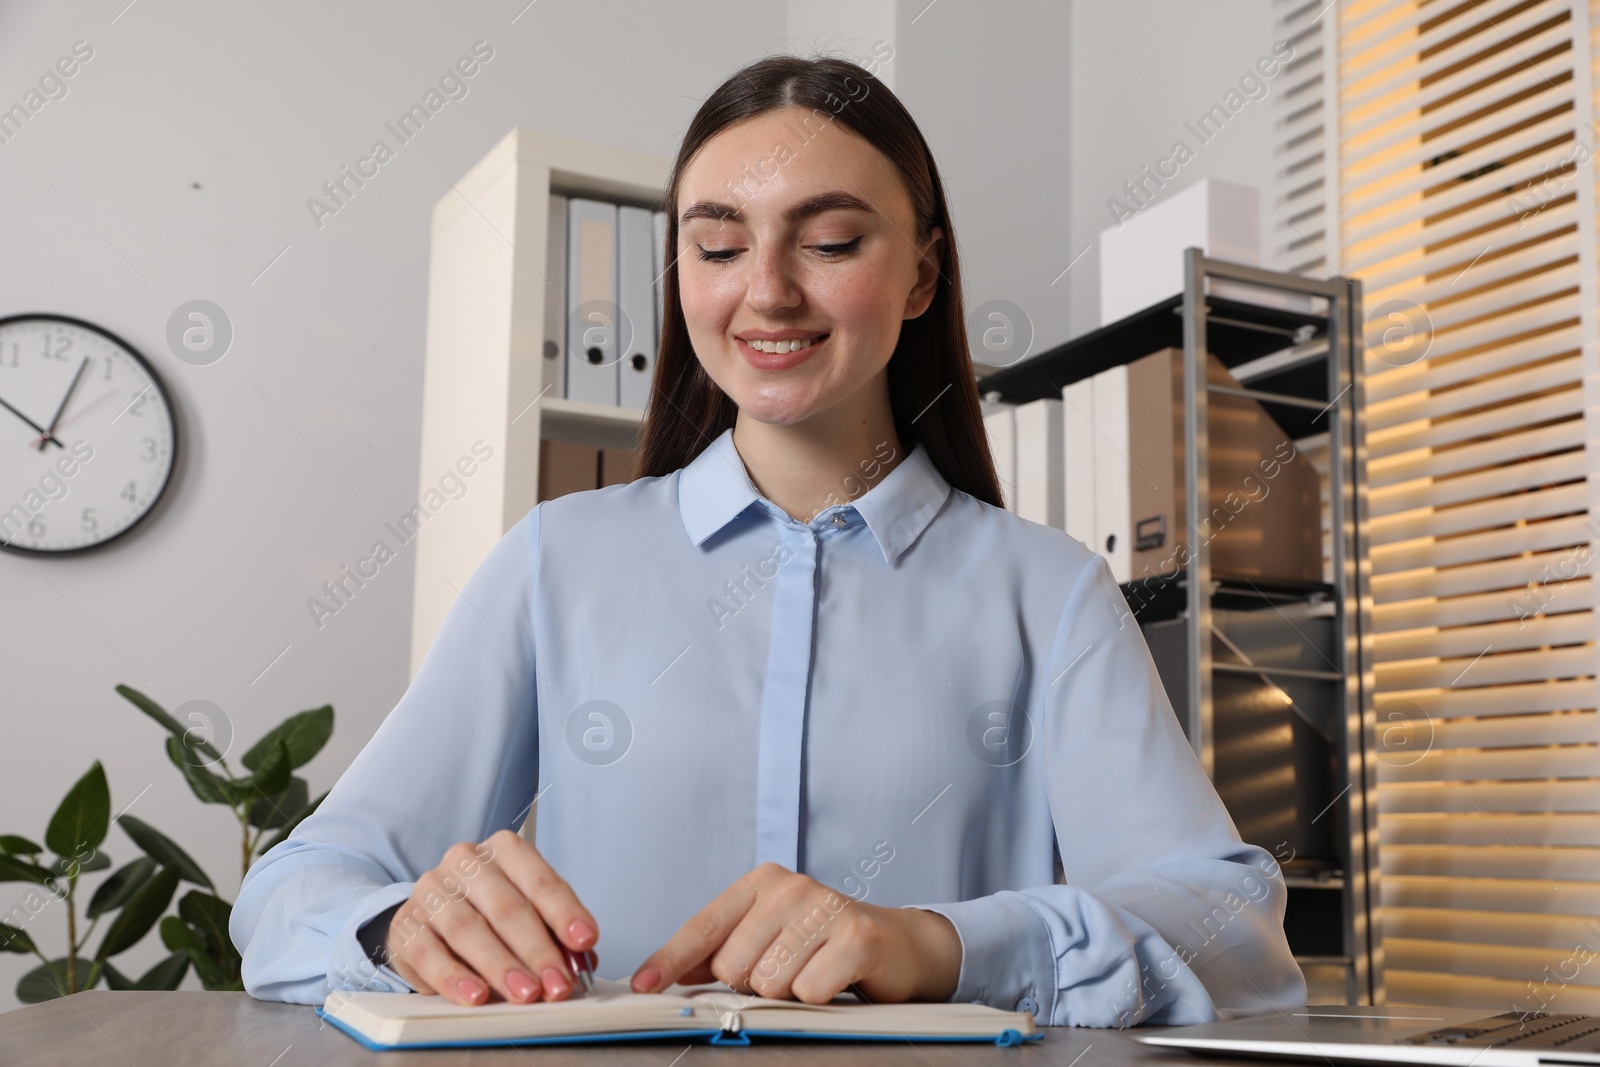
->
[356, 902, 405, 966]
[903, 894, 1056, 1020]
[328, 882, 418, 995]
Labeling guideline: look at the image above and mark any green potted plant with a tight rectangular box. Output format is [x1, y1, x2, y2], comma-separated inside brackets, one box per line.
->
[0, 762, 202, 1001]
[116, 685, 332, 990]
[0, 691, 337, 1002]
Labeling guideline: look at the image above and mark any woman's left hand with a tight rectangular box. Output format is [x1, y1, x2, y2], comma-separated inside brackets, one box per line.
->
[628, 862, 962, 1003]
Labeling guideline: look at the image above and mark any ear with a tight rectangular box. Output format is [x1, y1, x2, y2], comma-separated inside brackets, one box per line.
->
[903, 225, 945, 321]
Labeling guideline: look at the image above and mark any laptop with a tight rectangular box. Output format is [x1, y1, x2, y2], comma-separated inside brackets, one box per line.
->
[1135, 1006, 1600, 1065]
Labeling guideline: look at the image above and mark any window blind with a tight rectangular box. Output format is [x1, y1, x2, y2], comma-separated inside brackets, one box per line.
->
[1328, 0, 1600, 1012]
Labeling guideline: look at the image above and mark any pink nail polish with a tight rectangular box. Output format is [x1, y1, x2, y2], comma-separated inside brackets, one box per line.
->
[543, 966, 570, 998]
[506, 969, 538, 1001]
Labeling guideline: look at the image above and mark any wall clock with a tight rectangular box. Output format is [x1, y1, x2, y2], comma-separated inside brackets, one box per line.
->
[0, 313, 178, 555]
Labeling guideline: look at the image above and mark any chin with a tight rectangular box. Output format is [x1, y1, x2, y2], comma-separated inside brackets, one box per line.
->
[706, 363, 805, 417]
[727, 380, 837, 424]
[729, 398, 820, 426]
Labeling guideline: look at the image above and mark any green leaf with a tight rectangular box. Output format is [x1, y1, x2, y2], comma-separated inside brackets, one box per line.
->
[158, 914, 190, 952]
[135, 951, 190, 990]
[0, 834, 42, 855]
[249, 776, 308, 830]
[164, 735, 240, 806]
[163, 898, 244, 991]
[17, 957, 96, 1002]
[260, 790, 328, 856]
[108, 954, 185, 992]
[114, 815, 212, 890]
[49, 850, 110, 880]
[243, 740, 291, 808]
[45, 762, 111, 859]
[161, 916, 232, 990]
[0, 923, 37, 954]
[177, 891, 233, 955]
[97, 865, 180, 960]
[241, 706, 333, 772]
[0, 855, 56, 886]
[100, 960, 134, 990]
[87, 856, 159, 919]
[0, 855, 54, 885]
[116, 684, 222, 764]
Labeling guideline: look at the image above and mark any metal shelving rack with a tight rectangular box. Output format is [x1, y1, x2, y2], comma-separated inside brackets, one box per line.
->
[976, 248, 1380, 1005]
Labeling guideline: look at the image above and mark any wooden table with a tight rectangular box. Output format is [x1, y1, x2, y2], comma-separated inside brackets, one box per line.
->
[0, 990, 1239, 1066]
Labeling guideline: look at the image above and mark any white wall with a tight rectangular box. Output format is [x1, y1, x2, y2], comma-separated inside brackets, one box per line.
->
[1066, 0, 1279, 330]
[0, 0, 1274, 1012]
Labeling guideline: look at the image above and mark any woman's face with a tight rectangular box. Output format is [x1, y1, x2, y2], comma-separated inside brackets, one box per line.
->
[675, 106, 943, 430]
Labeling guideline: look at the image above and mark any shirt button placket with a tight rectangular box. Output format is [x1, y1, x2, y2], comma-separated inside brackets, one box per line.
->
[753, 522, 819, 872]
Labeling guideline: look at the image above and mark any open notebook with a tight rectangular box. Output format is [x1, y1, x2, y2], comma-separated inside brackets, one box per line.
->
[318, 977, 1043, 1049]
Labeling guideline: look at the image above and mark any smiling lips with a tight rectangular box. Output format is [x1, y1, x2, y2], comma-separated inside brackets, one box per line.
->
[736, 331, 829, 370]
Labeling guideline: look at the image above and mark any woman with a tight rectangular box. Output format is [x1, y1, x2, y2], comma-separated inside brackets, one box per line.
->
[231, 53, 1306, 1028]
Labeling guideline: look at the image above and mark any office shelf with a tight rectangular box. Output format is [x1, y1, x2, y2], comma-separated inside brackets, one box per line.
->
[980, 250, 1378, 1006]
[1120, 571, 1336, 624]
[1212, 662, 1345, 682]
[1284, 876, 1347, 890]
[412, 127, 668, 677]
[978, 294, 1328, 397]
[976, 295, 1334, 438]
[539, 395, 643, 449]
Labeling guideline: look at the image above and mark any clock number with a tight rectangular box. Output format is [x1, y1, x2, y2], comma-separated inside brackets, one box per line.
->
[6, 343, 16, 368]
[120, 481, 137, 502]
[140, 437, 156, 461]
[81, 508, 98, 534]
[103, 356, 113, 382]
[128, 392, 147, 417]
[44, 333, 72, 360]
[28, 516, 45, 538]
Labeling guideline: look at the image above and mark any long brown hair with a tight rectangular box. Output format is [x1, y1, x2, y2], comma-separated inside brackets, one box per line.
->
[634, 54, 1004, 510]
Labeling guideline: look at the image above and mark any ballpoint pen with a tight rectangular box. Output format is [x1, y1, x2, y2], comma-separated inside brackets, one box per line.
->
[562, 944, 597, 996]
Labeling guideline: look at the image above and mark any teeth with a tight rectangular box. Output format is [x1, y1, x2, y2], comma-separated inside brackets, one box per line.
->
[746, 335, 824, 354]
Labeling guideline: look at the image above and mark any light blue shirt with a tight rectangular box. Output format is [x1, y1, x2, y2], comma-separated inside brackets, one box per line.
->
[230, 426, 1306, 1025]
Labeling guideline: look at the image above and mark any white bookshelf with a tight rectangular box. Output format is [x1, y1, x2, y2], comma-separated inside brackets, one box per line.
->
[410, 127, 667, 676]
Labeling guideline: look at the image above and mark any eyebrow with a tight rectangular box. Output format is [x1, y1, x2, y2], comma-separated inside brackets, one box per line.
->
[679, 191, 878, 227]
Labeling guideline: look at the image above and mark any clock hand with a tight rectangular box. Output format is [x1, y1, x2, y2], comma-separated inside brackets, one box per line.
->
[26, 387, 117, 449]
[0, 393, 65, 450]
[35, 355, 89, 452]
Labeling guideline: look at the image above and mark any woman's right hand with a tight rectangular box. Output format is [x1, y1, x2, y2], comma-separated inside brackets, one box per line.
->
[381, 828, 599, 1006]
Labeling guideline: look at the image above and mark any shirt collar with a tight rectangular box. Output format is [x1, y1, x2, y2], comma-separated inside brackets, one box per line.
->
[677, 427, 951, 565]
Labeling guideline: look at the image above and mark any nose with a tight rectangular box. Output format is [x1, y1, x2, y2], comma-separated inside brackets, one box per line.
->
[744, 245, 802, 315]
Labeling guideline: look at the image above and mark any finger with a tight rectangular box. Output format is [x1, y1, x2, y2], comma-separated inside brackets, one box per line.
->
[714, 879, 826, 997]
[674, 960, 718, 987]
[787, 936, 866, 1006]
[420, 872, 545, 1005]
[384, 943, 435, 996]
[633, 865, 794, 993]
[744, 888, 852, 1000]
[632, 876, 760, 993]
[459, 858, 576, 1002]
[388, 919, 493, 1006]
[491, 831, 600, 953]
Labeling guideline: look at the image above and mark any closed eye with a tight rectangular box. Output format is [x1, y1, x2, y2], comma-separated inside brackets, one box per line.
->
[694, 237, 863, 264]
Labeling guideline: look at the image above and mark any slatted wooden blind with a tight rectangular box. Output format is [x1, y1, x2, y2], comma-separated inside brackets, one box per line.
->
[1274, 0, 1600, 1010]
